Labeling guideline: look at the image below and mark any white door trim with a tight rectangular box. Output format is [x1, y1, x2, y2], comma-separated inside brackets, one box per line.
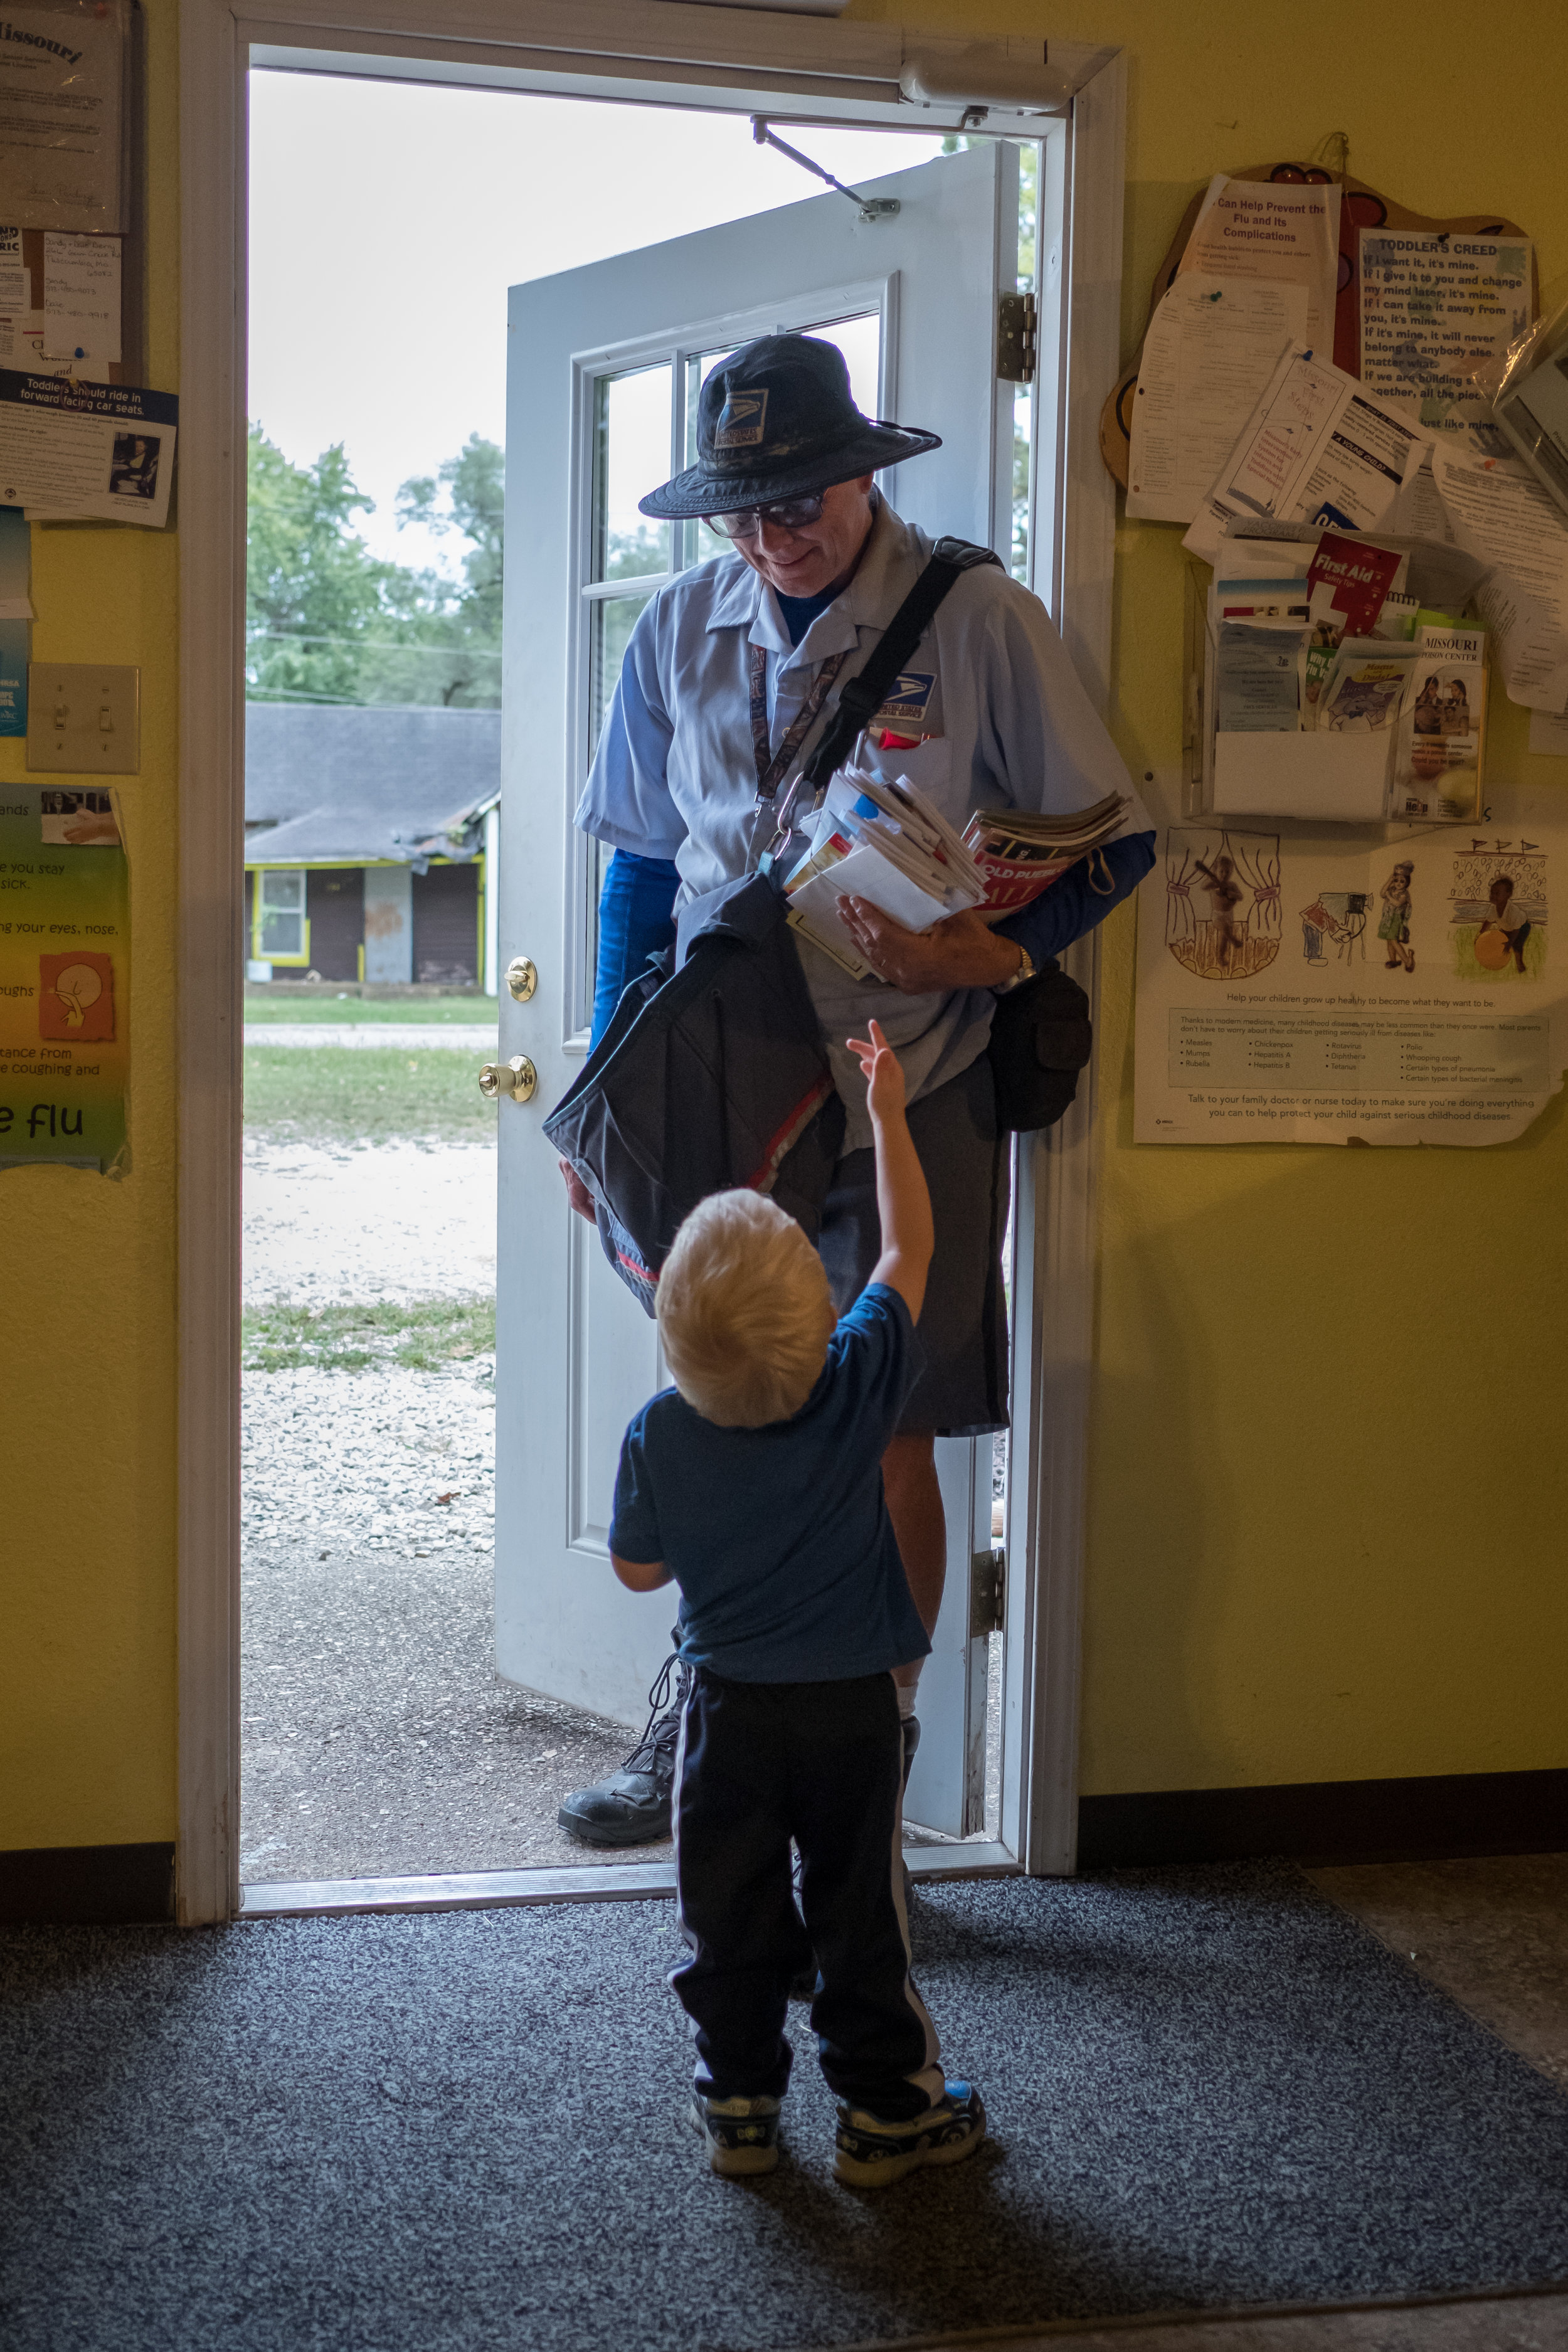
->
[1003, 49, 1126, 1878]
[176, 0, 1125, 1920]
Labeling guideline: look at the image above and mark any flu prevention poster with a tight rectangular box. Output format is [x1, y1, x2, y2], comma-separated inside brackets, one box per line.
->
[0, 783, 128, 1173]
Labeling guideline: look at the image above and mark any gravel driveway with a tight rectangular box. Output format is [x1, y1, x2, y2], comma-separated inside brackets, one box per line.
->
[241, 1135, 639, 1885]
[242, 1135, 498, 1306]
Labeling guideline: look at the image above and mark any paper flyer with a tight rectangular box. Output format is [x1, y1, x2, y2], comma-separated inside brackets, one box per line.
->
[41, 229, 120, 362]
[1184, 345, 1427, 568]
[0, 781, 128, 1172]
[1175, 175, 1340, 347]
[1127, 277, 1307, 525]
[1134, 792, 1568, 1146]
[1359, 231, 1533, 431]
[0, 4, 129, 236]
[1427, 447, 1568, 714]
[0, 370, 176, 527]
[0, 224, 24, 309]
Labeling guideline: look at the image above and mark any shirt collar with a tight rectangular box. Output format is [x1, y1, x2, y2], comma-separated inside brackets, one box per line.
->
[832, 498, 929, 630]
[705, 554, 764, 635]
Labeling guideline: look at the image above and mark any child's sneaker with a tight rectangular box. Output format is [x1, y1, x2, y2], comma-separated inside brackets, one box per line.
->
[688, 2093, 781, 2177]
[832, 2080, 985, 2190]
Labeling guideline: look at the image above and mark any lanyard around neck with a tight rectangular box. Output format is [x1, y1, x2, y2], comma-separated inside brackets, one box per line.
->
[748, 640, 848, 803]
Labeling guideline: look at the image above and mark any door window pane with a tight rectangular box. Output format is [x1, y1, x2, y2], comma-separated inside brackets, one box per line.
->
[590, 593, 654, 751]
[257, 867, 306, 960]
[592, 364, 672, 582]
[800, 310, 881, 418]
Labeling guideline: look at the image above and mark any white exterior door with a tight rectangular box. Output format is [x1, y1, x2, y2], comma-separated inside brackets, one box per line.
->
[495, 144, 1018, 1836]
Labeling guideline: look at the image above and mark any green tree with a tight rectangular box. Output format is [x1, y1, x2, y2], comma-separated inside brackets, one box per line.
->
[392, 434, 506, 705]
[246, 426, 403, 704]
[246, 426, 505, 708]
[396, 435, 503, 612]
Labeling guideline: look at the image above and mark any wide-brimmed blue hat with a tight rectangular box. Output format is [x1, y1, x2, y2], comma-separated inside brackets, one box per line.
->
[638, 332, 941, 521]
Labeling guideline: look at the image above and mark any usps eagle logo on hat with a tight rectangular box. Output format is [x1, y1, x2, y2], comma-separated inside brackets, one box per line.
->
[713, 388, 769, 450]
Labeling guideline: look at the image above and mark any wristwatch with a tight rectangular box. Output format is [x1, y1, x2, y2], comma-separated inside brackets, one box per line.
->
[992, 943, 1037, 997]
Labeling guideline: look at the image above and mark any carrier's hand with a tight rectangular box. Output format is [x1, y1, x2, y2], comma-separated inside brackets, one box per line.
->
[846, 1019, 906, 1125]
[559, 1157, 598, 1224]
[837, 898, 1020, 993]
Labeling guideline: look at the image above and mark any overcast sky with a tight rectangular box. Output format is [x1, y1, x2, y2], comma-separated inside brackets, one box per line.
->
[248, 72, 946, 572]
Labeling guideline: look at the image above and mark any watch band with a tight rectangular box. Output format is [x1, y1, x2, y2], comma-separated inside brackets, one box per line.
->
[993, 943, 1036, 997]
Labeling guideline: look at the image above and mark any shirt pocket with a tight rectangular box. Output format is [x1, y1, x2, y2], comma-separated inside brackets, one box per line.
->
[861, 732, 953, 807]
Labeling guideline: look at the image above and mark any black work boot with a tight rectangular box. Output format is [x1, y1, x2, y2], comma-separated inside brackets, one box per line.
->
[557, 1654, 688, 1848]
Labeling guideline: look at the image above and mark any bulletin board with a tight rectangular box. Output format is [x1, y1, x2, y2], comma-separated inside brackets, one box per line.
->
[1099, 161, 1535, 490]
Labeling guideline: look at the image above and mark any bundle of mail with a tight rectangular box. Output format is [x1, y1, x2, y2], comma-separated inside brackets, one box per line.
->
[783, 766, 1130, 981]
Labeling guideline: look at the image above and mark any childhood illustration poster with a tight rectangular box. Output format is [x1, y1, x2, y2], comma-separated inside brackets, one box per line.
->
[0, 786, 129, 1172]
[1134, 793, 1568, 1145]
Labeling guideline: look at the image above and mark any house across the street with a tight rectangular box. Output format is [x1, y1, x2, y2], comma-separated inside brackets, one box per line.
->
[245, 704, 501, 989]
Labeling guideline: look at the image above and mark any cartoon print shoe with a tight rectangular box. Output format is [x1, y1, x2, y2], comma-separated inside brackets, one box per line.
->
[832, 2080, 985, 2190]
[689, 2093, 781, 2178]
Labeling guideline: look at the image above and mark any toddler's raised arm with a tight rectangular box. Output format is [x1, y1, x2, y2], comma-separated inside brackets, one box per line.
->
[847, 1020, 934, 1322]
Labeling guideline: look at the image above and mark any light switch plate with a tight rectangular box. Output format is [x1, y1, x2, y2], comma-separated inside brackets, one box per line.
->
[26, 662, 141, 773]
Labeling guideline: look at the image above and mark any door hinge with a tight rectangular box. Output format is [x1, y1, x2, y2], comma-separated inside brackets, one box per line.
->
[969, 1545, 1005, 1638]
[997, 291, 1037, 385]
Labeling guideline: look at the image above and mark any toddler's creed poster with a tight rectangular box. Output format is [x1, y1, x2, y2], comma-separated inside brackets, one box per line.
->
[1134, 790, 1568, 1145]
[0, 784, 128, 1173]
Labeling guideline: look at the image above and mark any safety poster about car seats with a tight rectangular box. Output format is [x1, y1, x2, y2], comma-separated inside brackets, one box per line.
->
[1135, 789, 1568, 1145]
[0, 783, 128, 1172]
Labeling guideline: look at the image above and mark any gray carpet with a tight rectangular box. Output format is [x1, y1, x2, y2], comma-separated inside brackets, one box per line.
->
[3, 1865, 1566, 2352]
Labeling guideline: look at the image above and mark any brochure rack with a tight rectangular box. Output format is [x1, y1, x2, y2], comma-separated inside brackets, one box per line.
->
[1184, 562, 1488, 827]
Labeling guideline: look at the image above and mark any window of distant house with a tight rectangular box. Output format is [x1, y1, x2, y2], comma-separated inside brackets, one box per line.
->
[256, 868, 308, 963]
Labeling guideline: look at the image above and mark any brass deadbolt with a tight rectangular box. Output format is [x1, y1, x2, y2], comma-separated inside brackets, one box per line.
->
[506, 956, 538, 1002]
[479, 1055, 538, 1103]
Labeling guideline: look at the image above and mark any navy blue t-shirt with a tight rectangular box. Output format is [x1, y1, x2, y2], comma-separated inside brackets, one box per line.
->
[774, 583, 841, 647]
[609, 1284, 931, 1683]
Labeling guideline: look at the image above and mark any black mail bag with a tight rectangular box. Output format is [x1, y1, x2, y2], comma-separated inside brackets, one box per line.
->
[543, 874, 844, 1313]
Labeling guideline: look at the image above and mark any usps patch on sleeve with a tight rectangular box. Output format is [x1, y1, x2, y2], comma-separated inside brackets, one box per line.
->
[713, 390, 769, 450]
[872, 670, 936, 731]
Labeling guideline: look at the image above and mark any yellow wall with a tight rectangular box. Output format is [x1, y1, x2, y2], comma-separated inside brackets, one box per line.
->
[4, 0, 1564, 1862]
[0, 0, 181, 1850]
[866, 0, 1568, 1794]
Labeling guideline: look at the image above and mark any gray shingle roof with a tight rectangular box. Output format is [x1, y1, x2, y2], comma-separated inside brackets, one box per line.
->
[245, 703, 501, 865]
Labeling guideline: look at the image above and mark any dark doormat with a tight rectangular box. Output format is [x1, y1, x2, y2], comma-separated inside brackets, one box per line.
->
[3, 1864, 1565, 2352]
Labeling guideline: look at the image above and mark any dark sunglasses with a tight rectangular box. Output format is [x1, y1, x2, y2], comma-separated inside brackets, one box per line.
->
[703, 492, 827, 541]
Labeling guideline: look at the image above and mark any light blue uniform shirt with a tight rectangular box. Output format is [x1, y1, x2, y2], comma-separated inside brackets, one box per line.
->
[575, 498, 1151, 1151]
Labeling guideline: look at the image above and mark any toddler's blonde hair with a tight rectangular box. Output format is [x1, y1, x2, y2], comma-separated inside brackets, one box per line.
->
[656, 1189, 834, 1428]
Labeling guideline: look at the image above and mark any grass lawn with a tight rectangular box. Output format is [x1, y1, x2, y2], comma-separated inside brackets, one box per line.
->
[242, 1296, 495, 1372]
[245, 1044, 499, 1143]
[244, 993, 495, 1024]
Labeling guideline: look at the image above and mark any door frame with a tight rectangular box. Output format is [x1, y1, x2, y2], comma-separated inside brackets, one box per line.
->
[176, 0, 1126, 1924]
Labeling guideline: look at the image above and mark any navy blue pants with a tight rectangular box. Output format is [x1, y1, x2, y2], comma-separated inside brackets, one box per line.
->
[670, 1668, 945, 2119]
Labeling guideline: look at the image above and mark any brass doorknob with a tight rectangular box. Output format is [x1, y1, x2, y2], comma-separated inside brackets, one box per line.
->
[479, 1055, 538, 1103]
[506, 956, 538, 1002]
